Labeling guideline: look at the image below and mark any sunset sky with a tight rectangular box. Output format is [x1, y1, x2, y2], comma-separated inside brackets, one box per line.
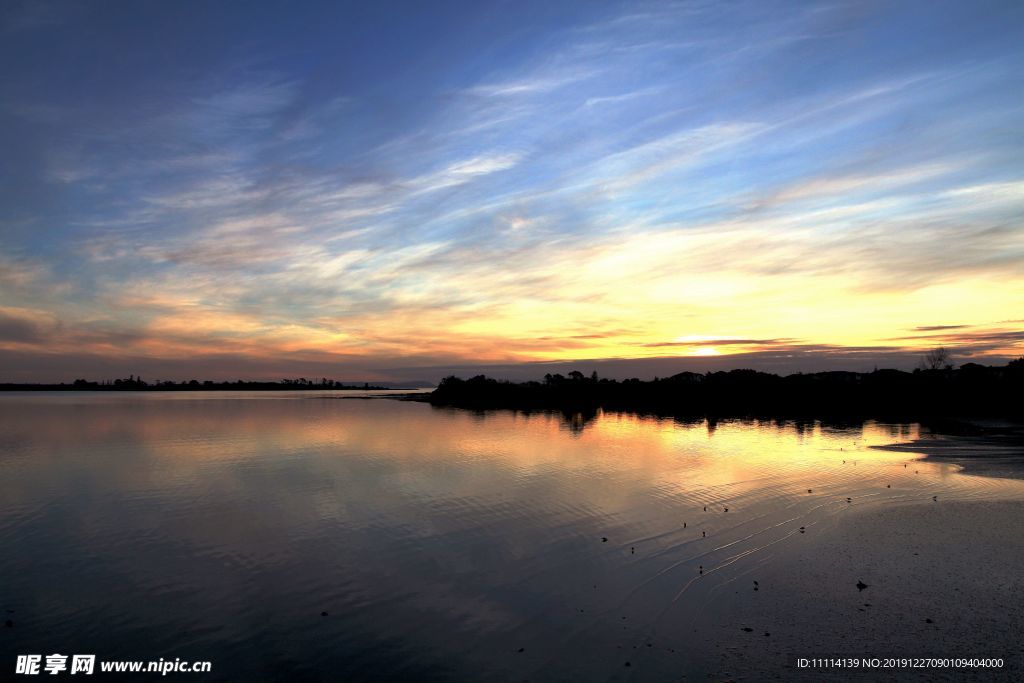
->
[1, 0, 1022, 383]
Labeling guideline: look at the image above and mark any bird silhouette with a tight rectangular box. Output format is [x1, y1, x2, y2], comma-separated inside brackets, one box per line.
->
[856, 580, 869, 591]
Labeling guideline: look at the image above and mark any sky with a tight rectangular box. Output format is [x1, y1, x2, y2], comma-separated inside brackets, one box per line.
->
[1, 0, 1022, 383]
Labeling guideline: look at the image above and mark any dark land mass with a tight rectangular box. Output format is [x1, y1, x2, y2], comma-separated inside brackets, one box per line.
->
[425, 359, 1024, 422]
[0, 376, 393, 391]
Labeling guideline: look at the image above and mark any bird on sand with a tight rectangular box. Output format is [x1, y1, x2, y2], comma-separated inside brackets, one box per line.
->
[856, 580, 869, 591]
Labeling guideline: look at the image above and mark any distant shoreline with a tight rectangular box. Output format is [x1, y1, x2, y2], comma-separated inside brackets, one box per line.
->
[0, 382, 411, 392]
[425, 362, 1024, 421]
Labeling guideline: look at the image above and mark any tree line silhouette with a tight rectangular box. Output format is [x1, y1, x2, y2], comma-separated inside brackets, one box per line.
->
[0, 375, 386, 391]
[429, 357, 1024, 420]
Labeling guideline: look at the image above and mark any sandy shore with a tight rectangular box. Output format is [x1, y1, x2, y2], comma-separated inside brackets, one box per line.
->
[698, 500, 1024, 681]
[874, 434, 1024, 480]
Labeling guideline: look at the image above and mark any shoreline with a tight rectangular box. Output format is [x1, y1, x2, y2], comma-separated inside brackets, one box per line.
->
[874, 427, 1024, 480]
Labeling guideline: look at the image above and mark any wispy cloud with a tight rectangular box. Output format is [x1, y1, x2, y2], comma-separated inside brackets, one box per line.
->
[1, 0, 1022, 379]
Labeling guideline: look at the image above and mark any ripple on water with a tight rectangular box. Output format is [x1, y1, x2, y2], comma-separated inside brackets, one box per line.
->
[1, 394, 1022, 680]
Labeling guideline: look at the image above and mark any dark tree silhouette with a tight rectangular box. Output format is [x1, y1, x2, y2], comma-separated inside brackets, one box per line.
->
[429, 360, 1022, 421]
[921, 347, 952, 371]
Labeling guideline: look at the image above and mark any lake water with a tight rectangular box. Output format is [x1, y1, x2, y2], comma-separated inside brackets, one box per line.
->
[1, 392, 1022, 680]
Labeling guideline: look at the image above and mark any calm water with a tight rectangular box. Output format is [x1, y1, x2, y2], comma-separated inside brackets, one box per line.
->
[2, 392, 1022, 680]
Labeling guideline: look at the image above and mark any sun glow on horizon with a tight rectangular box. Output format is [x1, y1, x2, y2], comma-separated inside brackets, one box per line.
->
[0, 1, 1022, 382]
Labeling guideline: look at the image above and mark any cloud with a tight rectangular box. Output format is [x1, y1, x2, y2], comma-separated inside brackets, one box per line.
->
[637, 338, 799, 348]
[0, 258, 46, 289]
[184, 79, 298, 136]
[1, 1, 1022, 379]
[408, 153, 523, 195]
[466, 71, 597, 98]
[911, 325, 969, 332]
[0, 307, 58, 344]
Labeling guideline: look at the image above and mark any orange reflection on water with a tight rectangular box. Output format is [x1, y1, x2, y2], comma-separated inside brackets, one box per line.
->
[1, 391, 1022, 683]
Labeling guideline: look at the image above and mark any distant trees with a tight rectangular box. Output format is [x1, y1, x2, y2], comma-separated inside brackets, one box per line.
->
[2, 377, 388, 391]
[430, 361, 1024, 420]
[112, 375, 147, 388]
[544, 371, 601, 386]
[920, 347, 952, 371]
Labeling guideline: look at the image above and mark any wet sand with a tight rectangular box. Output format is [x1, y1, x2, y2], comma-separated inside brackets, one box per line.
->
[702, 500, 1024, 681]
[874, 432, 1024, 480]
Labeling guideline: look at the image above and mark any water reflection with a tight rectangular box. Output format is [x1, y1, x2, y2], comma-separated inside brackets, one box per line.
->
[0, 393, 1021, 681]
